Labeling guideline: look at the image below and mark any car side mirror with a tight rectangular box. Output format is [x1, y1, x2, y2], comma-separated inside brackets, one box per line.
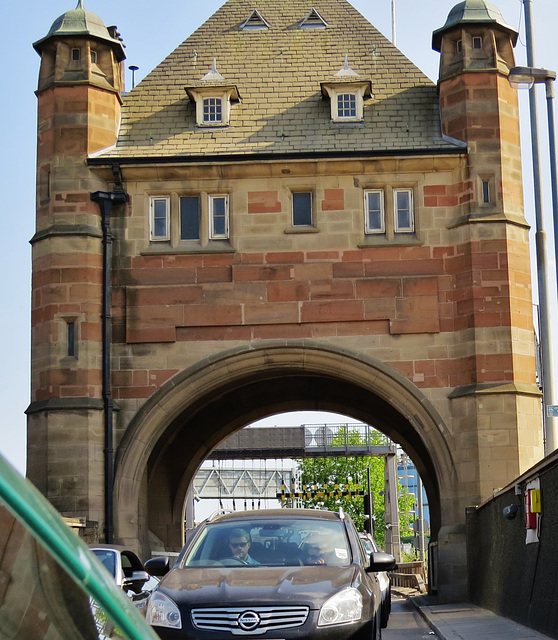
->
[123, 570, 150, 593]
[145, 556, 171, 577]
[366, 551, 397, 573]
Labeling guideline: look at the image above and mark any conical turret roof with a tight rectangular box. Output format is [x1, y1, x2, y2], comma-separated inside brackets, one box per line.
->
[33, 0, 125, 60]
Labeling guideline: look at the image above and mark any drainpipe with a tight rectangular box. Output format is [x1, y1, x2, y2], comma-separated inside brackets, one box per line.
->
[91, 168, 128, 543]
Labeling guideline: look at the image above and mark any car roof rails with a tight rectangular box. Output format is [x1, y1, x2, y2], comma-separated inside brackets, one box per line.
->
[205, 509, 233, 522]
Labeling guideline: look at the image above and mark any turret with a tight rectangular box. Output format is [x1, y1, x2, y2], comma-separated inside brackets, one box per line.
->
[433, 0, 522, 220]
[27, 2, 126, 536]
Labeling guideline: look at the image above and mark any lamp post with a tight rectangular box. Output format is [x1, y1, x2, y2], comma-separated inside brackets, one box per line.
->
[128, 65, 139, 89]
[509, 63, 558, 454]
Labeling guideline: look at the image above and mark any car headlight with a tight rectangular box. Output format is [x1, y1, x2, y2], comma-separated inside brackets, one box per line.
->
[318, 587, 363, 626]
[146, 591, 182, 629]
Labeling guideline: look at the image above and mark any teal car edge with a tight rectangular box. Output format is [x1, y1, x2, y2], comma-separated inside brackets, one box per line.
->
[0, 452, 159, 640]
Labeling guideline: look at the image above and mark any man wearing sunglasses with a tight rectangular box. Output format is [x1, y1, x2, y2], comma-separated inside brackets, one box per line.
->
[227, 528, 260, 565]
[302, 541, 326, 565]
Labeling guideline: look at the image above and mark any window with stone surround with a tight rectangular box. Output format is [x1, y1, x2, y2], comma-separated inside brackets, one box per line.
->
[180, 196, 200, 240]
[66, 319, 76, 358]
[364, 189, 385, 233]
[149, 196, 170, 241]
[147, 193, 231, 252]
[363, 187, 417, 243]
[394, 189, 414, 232]
[209, 194, 229, 239]
[292, 192, 313, 227]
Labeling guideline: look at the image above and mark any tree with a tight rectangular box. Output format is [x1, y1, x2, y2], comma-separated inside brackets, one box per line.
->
[294, 426, 387, 545]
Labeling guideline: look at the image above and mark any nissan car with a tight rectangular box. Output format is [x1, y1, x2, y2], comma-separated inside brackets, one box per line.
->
[144, 508, 396, 640]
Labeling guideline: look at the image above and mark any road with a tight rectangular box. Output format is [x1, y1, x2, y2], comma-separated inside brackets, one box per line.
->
[384, 593, 437, 640]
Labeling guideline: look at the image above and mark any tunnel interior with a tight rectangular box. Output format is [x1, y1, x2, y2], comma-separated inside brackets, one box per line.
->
[145, 371, 442, 548]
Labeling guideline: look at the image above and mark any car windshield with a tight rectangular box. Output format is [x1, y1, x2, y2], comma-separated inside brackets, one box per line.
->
[182, 517, 351, 568]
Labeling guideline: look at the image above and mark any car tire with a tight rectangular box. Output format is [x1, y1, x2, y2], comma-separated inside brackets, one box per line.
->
[380, 585, 391, 628]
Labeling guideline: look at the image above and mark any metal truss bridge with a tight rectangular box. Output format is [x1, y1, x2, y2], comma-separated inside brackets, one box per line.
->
[193, 423, 396, 501]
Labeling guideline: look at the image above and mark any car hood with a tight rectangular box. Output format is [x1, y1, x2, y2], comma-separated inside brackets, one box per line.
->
[158, 565, 360, 608]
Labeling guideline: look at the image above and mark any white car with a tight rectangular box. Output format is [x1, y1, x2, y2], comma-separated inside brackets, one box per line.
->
[90, 545, 155, 615]
[359, 532, 391, 627]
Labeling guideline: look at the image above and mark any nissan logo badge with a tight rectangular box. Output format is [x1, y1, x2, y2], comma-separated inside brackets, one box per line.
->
[238, 610, 260, 631]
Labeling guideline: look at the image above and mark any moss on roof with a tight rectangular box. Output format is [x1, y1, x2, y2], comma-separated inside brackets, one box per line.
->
[101, 0, 459, 160]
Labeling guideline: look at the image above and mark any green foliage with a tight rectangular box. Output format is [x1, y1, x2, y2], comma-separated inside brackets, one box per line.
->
[398, 489, 416, 538]
[293, 427, 388, 545]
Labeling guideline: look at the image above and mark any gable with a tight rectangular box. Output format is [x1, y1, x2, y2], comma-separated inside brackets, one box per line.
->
[102, 0, 458, 160]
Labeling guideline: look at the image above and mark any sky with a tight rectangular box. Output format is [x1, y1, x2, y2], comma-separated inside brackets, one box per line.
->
[1, 0, 557, 477]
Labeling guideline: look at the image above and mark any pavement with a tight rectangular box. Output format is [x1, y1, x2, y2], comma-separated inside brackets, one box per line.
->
[393, 587, 554, 640]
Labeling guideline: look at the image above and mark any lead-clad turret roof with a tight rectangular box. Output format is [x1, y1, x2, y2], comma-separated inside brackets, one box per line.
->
[33, 0, 125, 61]
[432, 0, 518, 51]
[99, 0, 463, 160]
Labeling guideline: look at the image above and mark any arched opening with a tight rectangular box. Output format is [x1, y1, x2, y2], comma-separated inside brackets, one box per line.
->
[114, 341, 457, 557]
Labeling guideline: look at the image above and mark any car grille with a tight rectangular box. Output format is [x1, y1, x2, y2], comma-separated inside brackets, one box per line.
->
[191, 606, 310, 635]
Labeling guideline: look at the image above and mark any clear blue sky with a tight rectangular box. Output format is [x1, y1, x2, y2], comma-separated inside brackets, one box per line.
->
[2, 0, 557, 475]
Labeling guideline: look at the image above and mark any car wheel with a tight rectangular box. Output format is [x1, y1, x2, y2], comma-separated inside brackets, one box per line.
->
[380, 599, 389, 628]
[380, 585, 391, 628]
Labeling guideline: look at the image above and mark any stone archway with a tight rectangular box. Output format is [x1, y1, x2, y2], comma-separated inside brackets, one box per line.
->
[113, 340, 458, 554]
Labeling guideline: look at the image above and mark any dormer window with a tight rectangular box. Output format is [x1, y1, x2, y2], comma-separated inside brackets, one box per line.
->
[321, 56, 372, 123]
[185, 60, 240, 128]
[241, 9, 270, 30]
[300, 8, 328, 29]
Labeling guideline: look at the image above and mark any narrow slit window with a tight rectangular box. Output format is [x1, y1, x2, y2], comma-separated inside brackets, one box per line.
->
[473, 37, 482, 49]
[91, 50, 98, 63]
[67, 321, 76, 357]
[292, 192, 312, 226]
[456, 40, 463, 54]
[71, 48, 81, 61]
[180, 196, 201, 240]
[482, 180, 490, 203]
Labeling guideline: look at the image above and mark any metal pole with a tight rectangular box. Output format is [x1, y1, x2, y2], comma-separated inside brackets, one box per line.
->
[391, 0, 397, 46]
[545, 76, 558, 310]
[416, 475, 425, 563]
[384, 452, 401, 562]
[523, 0, 557, 453]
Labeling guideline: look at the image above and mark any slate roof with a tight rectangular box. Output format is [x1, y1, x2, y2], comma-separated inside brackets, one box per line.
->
[99, 0, 461, 161]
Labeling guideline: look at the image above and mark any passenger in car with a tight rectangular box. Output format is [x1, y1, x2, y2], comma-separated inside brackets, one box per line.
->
[227, 528, 260, 565]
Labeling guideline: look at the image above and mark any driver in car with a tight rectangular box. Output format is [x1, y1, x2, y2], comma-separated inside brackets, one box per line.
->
[302, 541, 326, 565]
[227, 528, 260, 565]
